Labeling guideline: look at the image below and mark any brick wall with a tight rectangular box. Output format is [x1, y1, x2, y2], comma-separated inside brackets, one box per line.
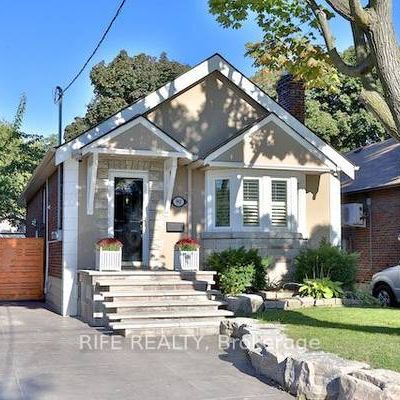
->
[47, 170, 59, 237]
[25, 169, 63, 278]
[277, 74, 305, 123]
[47, 169, 63, 278]
[26, 188, 45, 238]
[342, 186, 400, 282]
[48, 241, 62, 278]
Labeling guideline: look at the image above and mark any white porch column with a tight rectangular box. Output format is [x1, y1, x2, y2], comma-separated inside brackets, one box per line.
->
[62, 158, 79, 316]
[163, 157, 178, 215]
[329, 172, 342, 246]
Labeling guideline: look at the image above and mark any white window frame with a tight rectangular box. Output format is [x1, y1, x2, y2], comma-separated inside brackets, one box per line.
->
[206, 169, 300, 233]
[107, 169, 150, 267]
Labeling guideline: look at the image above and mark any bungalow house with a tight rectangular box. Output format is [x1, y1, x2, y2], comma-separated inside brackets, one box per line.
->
[342, 138, 400, 283]
[23, 54, 355, 323]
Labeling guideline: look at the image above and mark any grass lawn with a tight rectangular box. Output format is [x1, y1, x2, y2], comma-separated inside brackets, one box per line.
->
[257, 307, 400, 372]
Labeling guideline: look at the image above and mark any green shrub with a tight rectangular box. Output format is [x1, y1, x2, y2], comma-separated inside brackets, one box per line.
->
[344, 290, 381, 307]
[206, 247, 272, 291]
[294, 239, 358, 289]
[219, 265, 255, 295]
[299, 278, 344, 299]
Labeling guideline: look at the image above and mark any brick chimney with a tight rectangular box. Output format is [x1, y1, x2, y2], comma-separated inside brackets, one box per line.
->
[276, 74, 305, 123]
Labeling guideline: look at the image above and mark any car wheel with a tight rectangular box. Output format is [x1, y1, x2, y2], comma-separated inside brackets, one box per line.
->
[373, 284, 396, 307]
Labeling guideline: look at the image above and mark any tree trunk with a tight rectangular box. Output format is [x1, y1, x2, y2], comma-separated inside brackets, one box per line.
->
[366, 3, 400, 136]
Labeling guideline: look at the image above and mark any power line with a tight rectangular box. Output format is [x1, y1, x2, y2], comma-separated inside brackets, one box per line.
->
[60, 0, 127, 97]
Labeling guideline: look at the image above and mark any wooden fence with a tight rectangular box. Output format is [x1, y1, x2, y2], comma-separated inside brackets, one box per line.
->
[0, 238, 44, 300]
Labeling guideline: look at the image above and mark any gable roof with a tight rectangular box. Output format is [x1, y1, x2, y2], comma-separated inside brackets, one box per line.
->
[80, 116, 194, 159]
[55, 53, 355, 178]
[342, 138, 400, 193]
[204, 114, 333, 169]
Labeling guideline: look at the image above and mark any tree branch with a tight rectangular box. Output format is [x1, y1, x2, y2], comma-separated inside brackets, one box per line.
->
[308, 1, 373, 77]
[360, 88, 400, 140]
[325, 0, 354, 21]
[349, 0, 372, 27]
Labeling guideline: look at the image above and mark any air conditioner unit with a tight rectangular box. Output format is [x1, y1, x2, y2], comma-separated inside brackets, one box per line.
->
[342, 203, 365, 227]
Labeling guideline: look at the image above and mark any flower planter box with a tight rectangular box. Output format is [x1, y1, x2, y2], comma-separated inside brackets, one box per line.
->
[95, 248, 122, 271]
[174, 250, 199, 271]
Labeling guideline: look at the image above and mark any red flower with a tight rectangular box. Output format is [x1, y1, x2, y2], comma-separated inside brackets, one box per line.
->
[175, 238, 200, 251]
[96, 238, 123, 249]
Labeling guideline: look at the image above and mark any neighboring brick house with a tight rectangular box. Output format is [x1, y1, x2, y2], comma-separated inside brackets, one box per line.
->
[342, 138, 400, 282]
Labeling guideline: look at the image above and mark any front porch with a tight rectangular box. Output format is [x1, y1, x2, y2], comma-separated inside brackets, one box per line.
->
[77, 269, 233, 336]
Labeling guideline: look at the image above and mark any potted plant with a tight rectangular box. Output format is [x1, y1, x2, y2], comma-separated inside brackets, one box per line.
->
[174, 238, 200, 271]
[95, 238, 123, 271]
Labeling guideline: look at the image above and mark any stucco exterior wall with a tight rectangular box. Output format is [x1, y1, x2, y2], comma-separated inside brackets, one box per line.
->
[147, 72, 268, 157]
[104, 123, 177, 152]
[305, 173, 331, 246]
[214, 121, 324, 168]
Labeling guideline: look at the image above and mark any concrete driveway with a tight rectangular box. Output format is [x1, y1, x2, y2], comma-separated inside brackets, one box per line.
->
[0, 302, 291, 400]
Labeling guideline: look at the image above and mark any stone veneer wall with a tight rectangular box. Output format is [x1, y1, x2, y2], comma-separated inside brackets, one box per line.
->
[201, 232, 307, 283]
[95, 156, 166, 268]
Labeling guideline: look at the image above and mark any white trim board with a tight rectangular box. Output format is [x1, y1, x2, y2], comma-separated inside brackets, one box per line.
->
[55, 54, 355, 178]
[107, 169, 150, 267]
[206, 161, 331, 173]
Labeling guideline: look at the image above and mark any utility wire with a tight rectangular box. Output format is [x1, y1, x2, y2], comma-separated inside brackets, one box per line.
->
[60, 0, 127, 98]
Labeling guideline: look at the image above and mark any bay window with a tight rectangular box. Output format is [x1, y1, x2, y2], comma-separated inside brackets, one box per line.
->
[207, 170, 299, 232]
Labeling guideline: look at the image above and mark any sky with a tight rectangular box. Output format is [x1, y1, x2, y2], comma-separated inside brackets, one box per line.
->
[0, 0, 399, 138]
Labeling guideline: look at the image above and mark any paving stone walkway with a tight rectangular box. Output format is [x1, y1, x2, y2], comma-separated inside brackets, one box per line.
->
[0, 302, 292, 400]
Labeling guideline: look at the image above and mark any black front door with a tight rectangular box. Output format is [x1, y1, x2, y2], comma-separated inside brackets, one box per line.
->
[114, 178, 143, 263]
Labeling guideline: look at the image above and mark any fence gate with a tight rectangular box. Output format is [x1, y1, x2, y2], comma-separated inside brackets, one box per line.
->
[0, 238, 44, 300]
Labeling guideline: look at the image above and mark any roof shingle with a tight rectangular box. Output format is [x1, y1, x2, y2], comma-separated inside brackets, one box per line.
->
[341, 138, 400, 193]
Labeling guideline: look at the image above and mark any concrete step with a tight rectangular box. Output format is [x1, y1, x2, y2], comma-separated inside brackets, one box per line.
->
[99, 289, 217, 301]
[108, 309, 234, 322]
[93, 271, 216, 283]
[103, 300, 227, 314]
[97, 280, 212, 292]
[110, 318, 226, 337]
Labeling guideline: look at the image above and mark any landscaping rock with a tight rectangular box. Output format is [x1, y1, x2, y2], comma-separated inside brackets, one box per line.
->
[258, 290, 296, 300]
[283, 352, 369, 400]
[297, 296, 315, 307]
[220, 319, 400, 400]
[226, 294, 264, 315]
[338, 369, 400, 400]
[219, 318, 258, 338]
[263, 300, 287, 309]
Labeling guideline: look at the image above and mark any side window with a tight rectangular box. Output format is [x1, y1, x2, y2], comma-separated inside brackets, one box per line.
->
[215, 179, 230, 227]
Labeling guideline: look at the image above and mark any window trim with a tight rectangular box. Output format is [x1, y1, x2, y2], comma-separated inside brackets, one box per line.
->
[206, 169, 299, 233]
